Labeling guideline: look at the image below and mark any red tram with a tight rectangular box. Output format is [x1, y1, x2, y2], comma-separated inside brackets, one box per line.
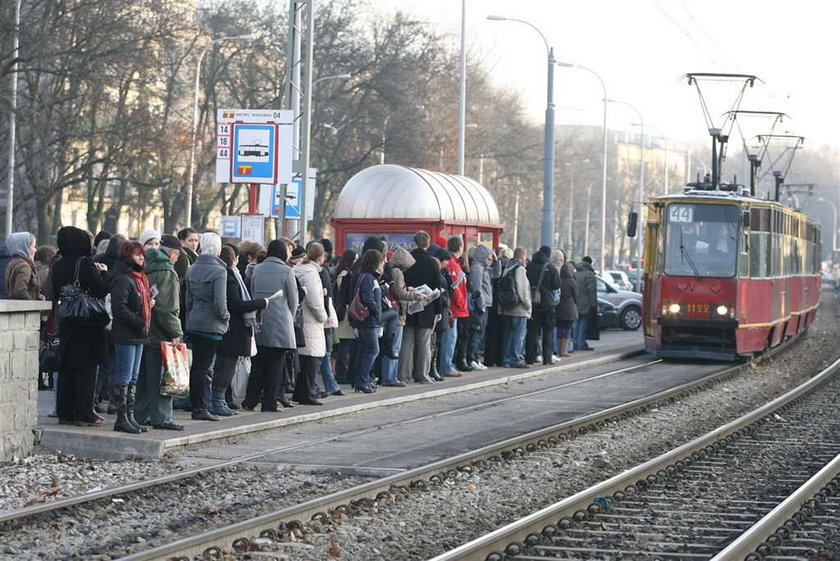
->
[639, 186, 821, 360]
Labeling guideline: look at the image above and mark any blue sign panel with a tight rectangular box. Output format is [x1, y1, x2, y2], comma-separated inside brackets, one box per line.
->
[284, 176, 303, 219]
[231, 124, 277, 184]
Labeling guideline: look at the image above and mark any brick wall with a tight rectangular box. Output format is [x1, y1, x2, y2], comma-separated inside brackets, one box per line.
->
[0, 300, 51, 462]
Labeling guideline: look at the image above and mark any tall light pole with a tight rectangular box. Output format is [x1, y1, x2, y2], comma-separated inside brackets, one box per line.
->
[606, 98, 644, 291]
[457, 0, 467, 175]
[299, 73, 350, 240]
[816, 197, 838, 252]
[557, 62, 607, 271]
[185, 34, 253, 228]
[634, 122, 668, 195]
[488, 15, 555, 247]
[5, 0, 21, 238]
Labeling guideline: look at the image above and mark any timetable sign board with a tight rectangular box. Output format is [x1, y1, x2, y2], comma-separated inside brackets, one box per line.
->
[216, 109, 294, 185]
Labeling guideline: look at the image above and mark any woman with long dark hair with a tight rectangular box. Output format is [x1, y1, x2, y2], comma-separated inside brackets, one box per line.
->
[109, 241, 153, 433]
[349, 249, 385, 393]
[333, 250, 357, 384]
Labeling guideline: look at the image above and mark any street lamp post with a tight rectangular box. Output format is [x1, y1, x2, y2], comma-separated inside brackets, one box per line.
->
[557, 62, 607, 271]
[817, 197, 838, 251]
[4, 0, 20, 238]
[487, 15, 555, 247]
[299, 73, 350, 240]
[186, 34, 253, 228]
[606, 98, 644, 291]
[457, 0, 467, 175]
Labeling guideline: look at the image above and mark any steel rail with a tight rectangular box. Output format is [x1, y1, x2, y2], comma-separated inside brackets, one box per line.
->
[0, 353, 652, 526]
[711, 452, 840, 560]
[426, 355, 840, 561]
[117, 343, 803, 561]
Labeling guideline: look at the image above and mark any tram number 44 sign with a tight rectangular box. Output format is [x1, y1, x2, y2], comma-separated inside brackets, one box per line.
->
[669, 205, 694, 223]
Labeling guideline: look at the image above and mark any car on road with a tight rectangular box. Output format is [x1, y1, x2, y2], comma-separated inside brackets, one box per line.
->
[603, 270, 633, 290]
[596, 275, 643, 330]
[821, 271, 837, 290]
[598, 298, 619, 330]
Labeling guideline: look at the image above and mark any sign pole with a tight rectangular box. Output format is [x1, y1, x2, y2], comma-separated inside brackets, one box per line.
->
[249, 183, 259, 214]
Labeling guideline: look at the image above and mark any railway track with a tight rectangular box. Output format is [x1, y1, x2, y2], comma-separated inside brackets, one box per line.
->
[428, 354, 840, 561]
[0, 355, 656, 527]
[104, 342, 808, 561]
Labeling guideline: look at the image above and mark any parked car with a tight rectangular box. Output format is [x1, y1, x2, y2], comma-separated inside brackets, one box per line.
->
[604, 270, 633, 290]
[821, 271, 837, 290]
[598, 298, 619, 330]
[596, 275, 642, 330]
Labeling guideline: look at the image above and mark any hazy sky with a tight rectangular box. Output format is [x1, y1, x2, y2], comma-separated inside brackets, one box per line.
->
[369, 0, 838, 150]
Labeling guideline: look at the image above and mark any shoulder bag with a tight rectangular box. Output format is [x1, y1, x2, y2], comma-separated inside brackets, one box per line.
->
[58, 258, 110, 328]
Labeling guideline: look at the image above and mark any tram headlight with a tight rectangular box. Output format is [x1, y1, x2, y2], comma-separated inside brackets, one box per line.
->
[715, 305, 729, 316]
[666, 303, 681, 315]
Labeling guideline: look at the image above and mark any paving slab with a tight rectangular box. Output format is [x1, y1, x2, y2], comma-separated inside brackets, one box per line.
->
[35, 329, 643, 460]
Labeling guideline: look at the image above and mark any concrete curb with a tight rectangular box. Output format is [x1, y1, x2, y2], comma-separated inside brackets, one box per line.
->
[36, 345, 645, 459]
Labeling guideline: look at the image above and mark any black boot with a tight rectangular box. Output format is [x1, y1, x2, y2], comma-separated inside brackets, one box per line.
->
[126, 385, 149, 432]
[429, 334, 444, 381]
[113, 386, 141, 434]
[106, 386, 118, 415]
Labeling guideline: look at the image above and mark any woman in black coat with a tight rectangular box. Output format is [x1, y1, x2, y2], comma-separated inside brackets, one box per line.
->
[556, 261, 578, 357]
[211, 246, 268, 416]
[51, 226, 110, 426]
[109, 241, 153, 434]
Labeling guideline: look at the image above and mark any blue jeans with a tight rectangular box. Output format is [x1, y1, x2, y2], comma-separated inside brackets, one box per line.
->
[319, 355, 341, 393]
[380, 321, 403, 385]
[354, 327, 380, 389]
[501, 316, 527, 367]
[438, 318, 458, 374]
[114, 343, 144, 386]
[573, 315, 591, 349]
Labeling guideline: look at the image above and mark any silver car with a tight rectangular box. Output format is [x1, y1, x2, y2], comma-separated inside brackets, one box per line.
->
[596, 275, 643, 330]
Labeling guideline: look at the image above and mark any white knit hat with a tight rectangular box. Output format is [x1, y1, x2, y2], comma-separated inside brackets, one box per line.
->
[138, 229, 161, 247]
[200, 232, 222, 256]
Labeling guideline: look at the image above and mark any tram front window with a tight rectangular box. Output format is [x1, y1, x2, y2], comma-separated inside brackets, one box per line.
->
[664, 203, 738, 278]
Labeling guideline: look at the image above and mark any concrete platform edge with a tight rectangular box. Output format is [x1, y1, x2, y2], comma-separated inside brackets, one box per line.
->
[160, 347, 646, 450]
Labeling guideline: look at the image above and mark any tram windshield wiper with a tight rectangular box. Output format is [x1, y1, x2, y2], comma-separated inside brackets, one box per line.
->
[679, 228, 703, 280]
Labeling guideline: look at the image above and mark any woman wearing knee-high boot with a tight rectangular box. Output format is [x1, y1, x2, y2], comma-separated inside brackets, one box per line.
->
[109, 241, 153, 434]
[293, 243, 329, 405]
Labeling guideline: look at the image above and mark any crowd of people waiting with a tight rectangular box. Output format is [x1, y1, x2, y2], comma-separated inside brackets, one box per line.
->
[0, 227, 600, 434]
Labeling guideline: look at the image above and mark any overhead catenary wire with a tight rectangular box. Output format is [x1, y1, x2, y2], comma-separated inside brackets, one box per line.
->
[650, 0, 720, 67]
[675, 0, 742, 72]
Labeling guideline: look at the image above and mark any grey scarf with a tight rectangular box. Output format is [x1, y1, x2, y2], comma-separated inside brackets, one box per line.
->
[230, 266, 258, 328]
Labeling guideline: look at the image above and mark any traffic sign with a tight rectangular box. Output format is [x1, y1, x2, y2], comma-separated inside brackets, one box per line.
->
[230, 123, 277, 184]
[258, 168, 316, 220]
[219, 216, 241, 238]
[216, 109, 294, 185]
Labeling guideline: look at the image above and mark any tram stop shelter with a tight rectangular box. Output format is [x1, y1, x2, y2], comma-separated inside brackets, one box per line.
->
[331, 164, 503, 253]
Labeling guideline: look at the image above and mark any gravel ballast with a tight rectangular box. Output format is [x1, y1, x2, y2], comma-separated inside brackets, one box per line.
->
[247, 300, 840, 561]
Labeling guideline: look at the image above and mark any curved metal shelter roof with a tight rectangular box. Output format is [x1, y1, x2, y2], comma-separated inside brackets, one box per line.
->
[334, 165, 501, 225]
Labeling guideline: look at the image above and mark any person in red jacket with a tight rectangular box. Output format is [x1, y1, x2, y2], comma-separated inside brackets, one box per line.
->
[438, 236, 470, 376]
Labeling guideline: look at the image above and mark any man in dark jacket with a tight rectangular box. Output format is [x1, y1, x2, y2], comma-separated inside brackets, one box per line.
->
[573, 256, 598, 351]
[398, 231, 443, 384]
[136, 235, 185, 430]
[0, 243, 12, 298]
[525, 246, 562, 365]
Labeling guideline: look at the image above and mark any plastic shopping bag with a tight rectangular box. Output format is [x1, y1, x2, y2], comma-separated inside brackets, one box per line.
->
[160, 341, 190, 397]
[231, 356, 251, 402]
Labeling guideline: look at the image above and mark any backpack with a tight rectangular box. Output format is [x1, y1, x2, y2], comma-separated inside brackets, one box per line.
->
[497, 264, 521, 310]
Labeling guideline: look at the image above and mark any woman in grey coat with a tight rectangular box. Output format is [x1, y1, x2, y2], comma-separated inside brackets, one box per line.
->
[244, 240, 299, 412]
[185, 232, 229, 421]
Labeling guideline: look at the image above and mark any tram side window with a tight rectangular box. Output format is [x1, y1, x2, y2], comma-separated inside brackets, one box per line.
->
[749, 232, 770, 277]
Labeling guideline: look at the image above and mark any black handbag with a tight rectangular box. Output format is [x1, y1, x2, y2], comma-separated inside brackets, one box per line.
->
[294, 305, 306, 348]
[39, 340, 60, 373]
[58, 258, 109, 328]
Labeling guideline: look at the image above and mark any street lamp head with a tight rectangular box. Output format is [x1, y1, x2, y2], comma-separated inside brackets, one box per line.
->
[216, 34, 255, 42]
[555, 61, 574, 68]
[486, 15, 507, 21]
[336, 73, 351, 80]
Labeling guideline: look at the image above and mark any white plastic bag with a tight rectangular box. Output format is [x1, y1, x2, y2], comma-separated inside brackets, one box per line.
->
[231, 357, 251, 401]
